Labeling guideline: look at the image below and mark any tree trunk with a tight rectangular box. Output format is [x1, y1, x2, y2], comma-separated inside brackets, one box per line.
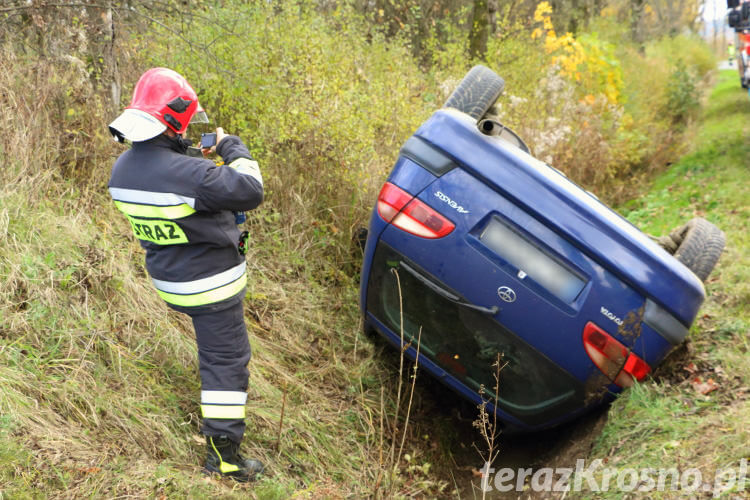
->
[488, 0, 498, 35]
[631, 0, 645, 52]
[469, 0, 489, 60]
[103, 2, 121, 113]
[568, 0, 579, 34]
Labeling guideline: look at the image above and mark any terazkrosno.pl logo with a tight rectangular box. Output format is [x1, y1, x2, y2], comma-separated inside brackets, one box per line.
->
[478, 459, 749, 495]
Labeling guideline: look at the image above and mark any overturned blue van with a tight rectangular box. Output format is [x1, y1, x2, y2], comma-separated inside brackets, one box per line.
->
[359, 66, 725, 431]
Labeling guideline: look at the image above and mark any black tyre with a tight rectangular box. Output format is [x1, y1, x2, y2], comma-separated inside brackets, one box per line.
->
[443, 65, 505, 122]
[662, 218, 725, 282]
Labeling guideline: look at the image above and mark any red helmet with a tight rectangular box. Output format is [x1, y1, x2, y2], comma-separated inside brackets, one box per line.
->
[109, 67, 208, 142]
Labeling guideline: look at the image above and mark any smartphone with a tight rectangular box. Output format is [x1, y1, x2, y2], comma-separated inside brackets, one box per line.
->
[200, 132, 217, 149]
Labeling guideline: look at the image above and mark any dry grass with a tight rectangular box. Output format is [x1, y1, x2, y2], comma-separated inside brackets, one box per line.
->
[590, 69, 750, 499]
[0, 43, 446, 498]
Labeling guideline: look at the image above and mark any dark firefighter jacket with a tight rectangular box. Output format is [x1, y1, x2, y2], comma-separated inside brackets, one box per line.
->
[108, 134, 263, 307]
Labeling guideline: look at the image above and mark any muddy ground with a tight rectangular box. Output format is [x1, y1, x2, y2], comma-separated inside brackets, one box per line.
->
[373, 341, 610, 499]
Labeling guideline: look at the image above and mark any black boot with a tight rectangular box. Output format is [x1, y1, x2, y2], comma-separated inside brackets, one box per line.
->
[204, 435, 264, 482]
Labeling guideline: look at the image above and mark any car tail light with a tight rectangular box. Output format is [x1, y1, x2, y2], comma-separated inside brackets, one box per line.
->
[376, 182, 455, 239]
[583, 322, 651, 388]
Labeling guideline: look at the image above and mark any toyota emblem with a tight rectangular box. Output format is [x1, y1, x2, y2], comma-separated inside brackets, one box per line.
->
[497, 286, 516, 303]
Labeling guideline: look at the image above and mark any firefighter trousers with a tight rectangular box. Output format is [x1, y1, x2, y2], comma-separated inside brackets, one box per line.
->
[168, 290, 251, 443]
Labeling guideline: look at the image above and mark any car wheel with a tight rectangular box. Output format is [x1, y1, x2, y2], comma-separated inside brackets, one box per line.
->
[659, 218, 725, 282]
[443, 65, 505, 122]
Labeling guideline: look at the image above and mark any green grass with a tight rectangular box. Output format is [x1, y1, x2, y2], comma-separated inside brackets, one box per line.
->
[583, 69, 750, 499]
[0, 174, 408, 497]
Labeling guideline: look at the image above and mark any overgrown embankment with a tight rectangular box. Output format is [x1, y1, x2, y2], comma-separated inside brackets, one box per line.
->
[0, 1, 728, 498]
[584, 69, 750, 499]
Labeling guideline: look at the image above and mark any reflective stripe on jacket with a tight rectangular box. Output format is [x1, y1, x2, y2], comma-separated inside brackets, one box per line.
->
[108, 134, 263, 307]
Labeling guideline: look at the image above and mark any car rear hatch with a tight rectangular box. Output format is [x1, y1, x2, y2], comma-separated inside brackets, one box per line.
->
[412, 109, 705, 326]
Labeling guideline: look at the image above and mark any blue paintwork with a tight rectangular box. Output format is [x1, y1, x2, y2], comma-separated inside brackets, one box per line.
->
[414, 110, 705, 325]
[359, 107, 706, 430]
[387, 157, 438, 195]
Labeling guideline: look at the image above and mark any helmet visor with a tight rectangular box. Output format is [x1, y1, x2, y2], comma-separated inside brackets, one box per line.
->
[190, 102, 209, 124]
[190, 110, 209, 124]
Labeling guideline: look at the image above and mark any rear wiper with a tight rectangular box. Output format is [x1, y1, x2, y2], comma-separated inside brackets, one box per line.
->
[398, 261, 499, 316]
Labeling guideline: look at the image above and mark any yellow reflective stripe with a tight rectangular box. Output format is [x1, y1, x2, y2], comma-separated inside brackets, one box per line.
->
[157, 274, 247, 307]
[220, 462, 240, 473]
[201, 405, 246, 419]
[114, 200, 195, 219]
[209, 437, 240, 473]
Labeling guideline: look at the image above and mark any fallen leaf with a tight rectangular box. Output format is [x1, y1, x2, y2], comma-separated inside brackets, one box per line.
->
[691, 377, 719, 395]
[77, 467, 101, 474]
[684, 362, 698, 374]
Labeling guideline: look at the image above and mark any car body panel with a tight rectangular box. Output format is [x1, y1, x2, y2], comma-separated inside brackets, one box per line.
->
[387, 156, 439, 196]
[413, 109, 705, 326]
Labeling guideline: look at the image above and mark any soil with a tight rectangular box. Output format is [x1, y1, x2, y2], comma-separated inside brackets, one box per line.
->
[394, 365, 609, 499]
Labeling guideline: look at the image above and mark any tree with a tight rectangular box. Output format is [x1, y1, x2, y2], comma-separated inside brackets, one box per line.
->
[631, 0, 646, 50]
[469, 0, 490, 59]
[648, 0, 702, 37]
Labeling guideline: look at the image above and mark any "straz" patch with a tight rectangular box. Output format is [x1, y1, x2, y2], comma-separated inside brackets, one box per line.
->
[126, 216, 188, 245]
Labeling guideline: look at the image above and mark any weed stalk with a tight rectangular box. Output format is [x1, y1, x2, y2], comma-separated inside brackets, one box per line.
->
[276, 381, 287, 454]
[473, 353, 507, 499]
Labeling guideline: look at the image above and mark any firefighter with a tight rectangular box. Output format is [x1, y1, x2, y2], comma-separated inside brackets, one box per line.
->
[107, 67, 264, 482]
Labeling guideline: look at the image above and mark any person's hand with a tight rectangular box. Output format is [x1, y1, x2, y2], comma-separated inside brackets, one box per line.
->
[201, 127, 229, 157]
[215, 127, 228, 148]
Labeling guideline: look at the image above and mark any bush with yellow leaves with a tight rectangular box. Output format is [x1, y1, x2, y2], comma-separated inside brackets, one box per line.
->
[487, 1, 713, 204]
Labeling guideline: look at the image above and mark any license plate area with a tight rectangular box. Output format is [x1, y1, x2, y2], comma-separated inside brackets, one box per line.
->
[478, 216, 587, 305]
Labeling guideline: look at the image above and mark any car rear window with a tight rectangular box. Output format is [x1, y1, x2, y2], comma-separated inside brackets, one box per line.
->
[366, 242, 584, 425]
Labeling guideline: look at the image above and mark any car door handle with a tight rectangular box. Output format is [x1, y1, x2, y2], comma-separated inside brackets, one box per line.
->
[398, 261, 499, 316]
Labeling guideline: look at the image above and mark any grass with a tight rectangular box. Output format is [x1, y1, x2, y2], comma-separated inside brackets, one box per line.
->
[0, 176, 411, 497]
[583, 69, 750, 498]
[0, 51, 434, 498]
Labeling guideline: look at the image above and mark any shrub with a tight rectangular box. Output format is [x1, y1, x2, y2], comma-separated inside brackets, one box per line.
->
[136, 1, 436, 271]
[478, 5, 715, 204]
[665, 59, 701, 124]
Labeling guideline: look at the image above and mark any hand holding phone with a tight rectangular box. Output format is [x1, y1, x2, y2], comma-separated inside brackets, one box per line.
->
[200, 128, 228, 156]
[201, 132, 217, 149]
